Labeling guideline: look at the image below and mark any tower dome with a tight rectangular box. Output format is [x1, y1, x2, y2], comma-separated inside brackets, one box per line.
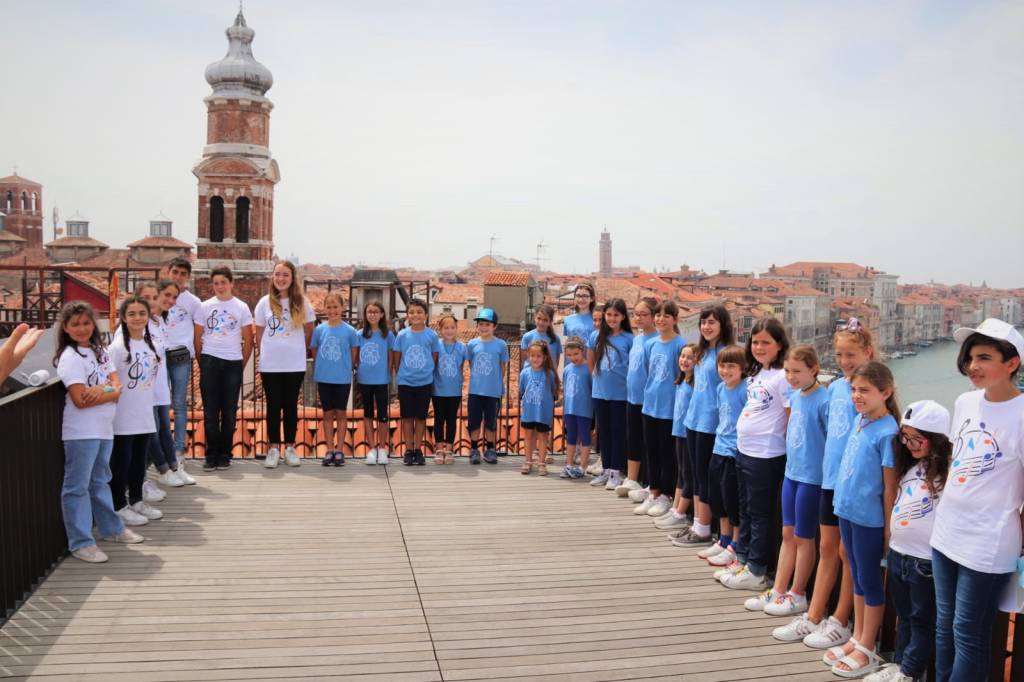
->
[204, 10, 273, 98]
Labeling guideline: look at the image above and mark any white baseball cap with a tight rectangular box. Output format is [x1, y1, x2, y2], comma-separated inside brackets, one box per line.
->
[901, 400, 951, 439]
[953, 318, 1024, 361]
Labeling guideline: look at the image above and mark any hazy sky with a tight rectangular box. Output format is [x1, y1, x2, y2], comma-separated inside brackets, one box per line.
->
[2, 1, 1022, 287]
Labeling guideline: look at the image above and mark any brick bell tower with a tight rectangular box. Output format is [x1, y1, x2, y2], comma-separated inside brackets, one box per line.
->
[192, 9, 279, 305]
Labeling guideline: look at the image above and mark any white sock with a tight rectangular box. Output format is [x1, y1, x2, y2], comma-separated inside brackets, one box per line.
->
[671, 509, 687, 520]
[692, 521, 711, 537]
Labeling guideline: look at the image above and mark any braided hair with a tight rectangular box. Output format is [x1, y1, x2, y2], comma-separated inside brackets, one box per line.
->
[118, 295, 158, 363]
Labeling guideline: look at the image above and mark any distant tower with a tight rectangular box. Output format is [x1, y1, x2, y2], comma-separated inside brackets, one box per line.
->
[599, 229, 612, 276]
[192, 9, 280, 303]
[0, 173, 43, 247]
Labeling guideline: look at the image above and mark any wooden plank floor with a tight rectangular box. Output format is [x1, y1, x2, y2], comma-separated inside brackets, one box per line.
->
[0, 457, 838, 681]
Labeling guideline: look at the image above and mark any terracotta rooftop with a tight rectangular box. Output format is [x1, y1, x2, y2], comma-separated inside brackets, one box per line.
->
[765, 261, 890, 279]
[0, 230, 27, 242]
[44, 235, 109, 249]
[126, 235, 193, 249]
[627, 272, 677, 296]
[0, 175, 42, 187]
[0, 247, 50, 267]
[434, 283, 484, 304]
[484, 271, 531, 287]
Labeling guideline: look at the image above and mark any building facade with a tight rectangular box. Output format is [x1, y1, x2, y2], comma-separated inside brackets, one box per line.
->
[0, 174, 43, 247]
[599, 230, 612, 277]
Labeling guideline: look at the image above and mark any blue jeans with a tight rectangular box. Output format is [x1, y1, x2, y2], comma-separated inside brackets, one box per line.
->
[149, 404, 177, 471]
[167, 355, 191, 453]
[932, 548, 1011, 682]
[62, 439, 124, 551]
[886, 548, 936, 679]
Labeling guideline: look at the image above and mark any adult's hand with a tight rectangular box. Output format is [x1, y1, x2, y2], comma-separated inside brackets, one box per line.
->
[0, 323, 45, 384]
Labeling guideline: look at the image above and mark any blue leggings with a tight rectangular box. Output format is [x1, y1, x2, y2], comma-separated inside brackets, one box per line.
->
[839, 517, 886, 606]
[781, 477, 821, 539]
[564, 414, 592, 447]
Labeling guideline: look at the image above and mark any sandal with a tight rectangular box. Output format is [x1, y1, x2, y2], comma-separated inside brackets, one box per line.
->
[444, 453, 455, 464]
[831, 643, 884, 678]
[434, 451, 445, 464]
[823, 638, 856, 666]
[520, 461, 533, 475]
[538, 461, 548, 476]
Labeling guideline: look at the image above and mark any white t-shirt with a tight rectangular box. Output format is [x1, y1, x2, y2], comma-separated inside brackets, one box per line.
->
[197, 296, 253, 362]
[889, 464, 942, 561]
[254, 295, 316, 373]
[164, 289, 202, 356]
[112, 320, 169, 406]
[932, 390, 1024, 574]
[109, 334, 160, 436]
[736, 367, 792, 458]
[56, 345, 117, 441]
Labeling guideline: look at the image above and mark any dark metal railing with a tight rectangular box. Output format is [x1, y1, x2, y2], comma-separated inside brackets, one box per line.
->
[0, 380, 67, 624]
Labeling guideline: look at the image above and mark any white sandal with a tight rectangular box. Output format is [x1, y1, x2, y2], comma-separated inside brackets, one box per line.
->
[831, 643, 884, 679]
[823, 638, 856, 666]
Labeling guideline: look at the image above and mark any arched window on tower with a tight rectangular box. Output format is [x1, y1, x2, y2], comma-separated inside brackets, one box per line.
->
[4, 191, 11, 212]
[21, 192, 28, 210]
[235, 196, 250, 243]
[209, 196, 224, 243]
[30, 193, 37, 212]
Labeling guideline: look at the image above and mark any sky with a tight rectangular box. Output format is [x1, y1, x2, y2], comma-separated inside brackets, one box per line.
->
[2, 1, 1022, 288]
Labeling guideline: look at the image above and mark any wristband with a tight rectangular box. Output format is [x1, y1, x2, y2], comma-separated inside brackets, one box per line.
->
[103, 385, 115, 393]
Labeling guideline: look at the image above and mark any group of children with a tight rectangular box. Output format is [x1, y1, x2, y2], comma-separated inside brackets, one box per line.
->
[53, 265, 1024, 682]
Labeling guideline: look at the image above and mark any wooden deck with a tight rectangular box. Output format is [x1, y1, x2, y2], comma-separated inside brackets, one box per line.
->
[0, 457, 839, 681]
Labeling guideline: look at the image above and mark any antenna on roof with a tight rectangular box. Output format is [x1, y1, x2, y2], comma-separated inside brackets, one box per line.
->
[52, 205, 59, 242]
[488, 235, 498, 258]
[535, 242, 548, 271]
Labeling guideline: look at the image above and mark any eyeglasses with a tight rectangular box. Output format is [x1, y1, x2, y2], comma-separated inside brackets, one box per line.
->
[899, 432, 925, 448]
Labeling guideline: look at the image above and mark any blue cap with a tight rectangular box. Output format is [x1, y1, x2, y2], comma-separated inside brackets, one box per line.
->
[474, 307, 498, 324]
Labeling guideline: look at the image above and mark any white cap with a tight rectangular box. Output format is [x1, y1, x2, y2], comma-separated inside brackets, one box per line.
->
[953, 318, 1024, 361]
[901, 400, 951, 439]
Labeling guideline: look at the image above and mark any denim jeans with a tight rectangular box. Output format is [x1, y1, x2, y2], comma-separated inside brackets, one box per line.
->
[932, 547, 1011, 682]
[62, 439, 124, 551]
[199, 354, 243, 465]
[167, 355, 192, 452]
[735, 451, 786, 577]
[149, 404, 177, 471]
[887, 548, 936, 679]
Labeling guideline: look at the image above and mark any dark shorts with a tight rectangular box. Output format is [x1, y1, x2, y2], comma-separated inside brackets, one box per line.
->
[398, 384, 432, 419]
[468, 394, 500, 433]
[522, 421, 551, 434]
[358, 383, 390, 422]
[317, 383, 351, 412]
[819, 487, 839, 527]
[782, 477, 822, 539]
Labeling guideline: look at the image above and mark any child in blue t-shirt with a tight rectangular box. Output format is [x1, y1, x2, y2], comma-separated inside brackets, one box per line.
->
[563, 283, 595, 342]
[561, 336, 593, 479]
[521, 304, 562, 370]
[661, 344, 695, 532]
[391, 299, 438, 466]
[587, 298, 634, 490]
[356, 302, 395, 465]
[763, 345, 830, 616]
[432, 314, 466, 464]
[519, 341, 558, 476]
[310, 292, 360, 466]
[466, 308, 509, 465]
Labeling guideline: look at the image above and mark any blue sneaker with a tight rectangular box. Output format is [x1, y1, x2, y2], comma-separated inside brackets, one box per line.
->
[483, 448, 498, 464]
[569, 466, 585, 479]
[559, 465, 573, 479]
[469, 449, 481, 465]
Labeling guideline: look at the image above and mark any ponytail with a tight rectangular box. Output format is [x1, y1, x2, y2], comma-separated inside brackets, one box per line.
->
[851, 361, 900, 422]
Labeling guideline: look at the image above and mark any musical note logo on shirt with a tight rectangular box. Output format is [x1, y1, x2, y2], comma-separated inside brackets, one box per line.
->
[892, 465, 936, 527]
[950, 418, 1002, 486]
[205, 308, 238, 338]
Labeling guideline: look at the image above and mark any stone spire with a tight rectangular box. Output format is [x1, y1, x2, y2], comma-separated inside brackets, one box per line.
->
[204, 9, 274, 99]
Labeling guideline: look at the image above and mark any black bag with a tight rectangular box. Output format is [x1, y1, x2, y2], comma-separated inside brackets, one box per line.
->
[166, 346, 191, 364]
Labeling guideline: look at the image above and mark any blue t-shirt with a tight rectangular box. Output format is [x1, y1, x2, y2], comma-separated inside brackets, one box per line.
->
[563, 361, 593, 418]
[785, 384, 830, 485]
[433, 340, 467, 397]
[563, 312, 595, 343]
[588, 330, 633, 402]
[712, 382, 747, 457]
[685, 345, 724, 433]
[468, 337, 509, 397]
[833, 414, 898, 528]
[394, 327, 438, 387]
[672, 381, 694, 438]
[521, 329, 562, 368]
[642, 335, 685, 420]
[310, 321, 359, 384]
[519, 367, 556, 426]
[356, 329, 394, 386]
[821, 378, 858, 490]
[627, 331, 659, 406]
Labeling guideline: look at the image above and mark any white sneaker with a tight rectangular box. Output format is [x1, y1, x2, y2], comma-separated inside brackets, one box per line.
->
[284, 446, 301, 467]
[654, 513, 690, 530]
[377, 449, 389, 465]
[772, 613, 820, 642]
[71, 545, 109, 563]
[714, 560, 744, 581]
[585, 461, 603, 476]
[130, 501, 163, 520]
[615, 478, 642, 497]
[174, 467, 196, 485]
[589, 470, 611, 487]
[697, 543, 728, 560]
[707, 546, 737, 566]
[158, 470, 185, 488]
[101, 529, 145, 544]
[646, 495, 672, 517]
[116, 506, 149, 526]
[744, 588, 780, 612]
[605, 471, 623, 490]
[364, 448, 378, 465]
[802, 615, 852, 649]
[764, 591, 808, 617]
[265, 447, 281, 468]
[628, 486, 650, 503]
[721, 566, 769, 591]
[633, 496, 657, 515]
[142, 480, 166, 503]
[865, 664, 909, 682]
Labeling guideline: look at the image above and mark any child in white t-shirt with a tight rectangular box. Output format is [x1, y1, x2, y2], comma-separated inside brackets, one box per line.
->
[54, 302, 143, 563]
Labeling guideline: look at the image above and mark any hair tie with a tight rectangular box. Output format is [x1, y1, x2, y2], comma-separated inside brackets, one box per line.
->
[836, 317, 861, 332]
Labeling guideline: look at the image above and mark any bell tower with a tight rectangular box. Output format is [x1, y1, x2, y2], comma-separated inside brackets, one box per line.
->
[192, 9, 279, 303]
